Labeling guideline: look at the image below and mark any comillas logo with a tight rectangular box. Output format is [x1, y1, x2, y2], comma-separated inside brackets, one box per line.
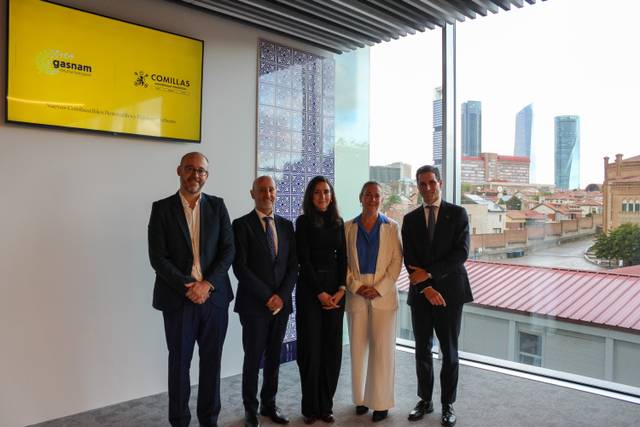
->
[150, 73, 190, 88]
[134, 71, 149, 88]
[134, 71, 191, 93]
[35, 49, 93, 76]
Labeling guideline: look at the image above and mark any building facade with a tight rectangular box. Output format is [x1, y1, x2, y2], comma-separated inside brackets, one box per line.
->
[554, 115, 580, 190]
[461, 152, 530, 184]
[603, 154, 640, 231]
[432, 86, 443, 170]
[515, 103, 534, 181]
[462, 100, 482, 156]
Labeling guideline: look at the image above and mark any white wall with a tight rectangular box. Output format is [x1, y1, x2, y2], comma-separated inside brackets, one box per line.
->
[0, 1, 329, 425]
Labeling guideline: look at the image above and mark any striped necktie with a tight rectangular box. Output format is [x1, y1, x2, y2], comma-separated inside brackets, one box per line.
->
[263, 216, 276, 260]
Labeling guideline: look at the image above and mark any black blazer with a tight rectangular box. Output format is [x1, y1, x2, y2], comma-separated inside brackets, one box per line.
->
[232, 210, 298, 316]
[295, 214, 347, 304]
[401, 200, 473, 307]
[148, 192, 235, 312]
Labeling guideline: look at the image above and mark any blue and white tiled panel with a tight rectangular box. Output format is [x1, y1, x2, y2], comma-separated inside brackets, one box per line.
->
[258, 39, 335, 225]
[258, 40, 335, 354]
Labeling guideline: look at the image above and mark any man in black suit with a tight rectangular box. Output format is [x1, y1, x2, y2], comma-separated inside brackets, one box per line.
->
[233, 176, 298, 427]
[148, 152, 235, 427]
[402, 165, 473, 426]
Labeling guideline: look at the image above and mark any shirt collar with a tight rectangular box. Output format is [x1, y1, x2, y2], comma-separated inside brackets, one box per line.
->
[179, 191, 201, 209]
[422, 198, 441, 209]
[255, 208, 274, 221]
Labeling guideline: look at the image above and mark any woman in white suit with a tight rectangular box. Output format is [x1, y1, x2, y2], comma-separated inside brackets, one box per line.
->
[344, 181, 402, 422]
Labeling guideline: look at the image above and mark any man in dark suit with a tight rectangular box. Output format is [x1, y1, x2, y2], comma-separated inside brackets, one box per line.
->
[402, 165, 473, 427]
[148, 152, 235, 427]
[233, 176, 298, 427]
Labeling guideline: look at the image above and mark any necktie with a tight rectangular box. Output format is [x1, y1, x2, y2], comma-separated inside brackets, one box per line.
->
[263, 217, 276, 260]
[426, 205, 435, 244]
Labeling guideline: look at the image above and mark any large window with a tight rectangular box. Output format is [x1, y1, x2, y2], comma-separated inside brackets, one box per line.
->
[456, 0, 640, 394]
[366, 0, 640, 397]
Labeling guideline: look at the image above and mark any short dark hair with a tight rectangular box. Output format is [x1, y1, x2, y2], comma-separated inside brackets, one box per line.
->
[302, 175, 341, 226]
[415, 164, 441, 181]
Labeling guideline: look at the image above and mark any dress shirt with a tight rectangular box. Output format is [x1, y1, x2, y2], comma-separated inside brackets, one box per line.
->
[355, 214, 388, 274]
[255, 209, 278, 256]
[422, 198, 441, 229]
[179, 191, 204, 282]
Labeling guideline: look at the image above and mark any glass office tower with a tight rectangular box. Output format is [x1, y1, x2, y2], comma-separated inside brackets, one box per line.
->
[461, 100, 482, 156]
[554, 115, 580, 189]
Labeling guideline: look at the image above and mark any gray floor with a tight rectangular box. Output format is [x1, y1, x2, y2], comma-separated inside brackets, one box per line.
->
[31, 348, 639, 427]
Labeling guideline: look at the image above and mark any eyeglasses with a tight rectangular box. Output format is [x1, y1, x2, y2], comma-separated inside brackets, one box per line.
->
[182, 165, 209, 176]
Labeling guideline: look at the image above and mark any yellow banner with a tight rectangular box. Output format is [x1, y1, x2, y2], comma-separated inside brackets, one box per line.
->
[7, 0, 203, 142]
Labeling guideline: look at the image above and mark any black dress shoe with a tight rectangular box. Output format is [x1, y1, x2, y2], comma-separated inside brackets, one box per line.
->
[245, 412, 261, 427]
[319, 414, 335, 423]
[355, 405, 369, 415]
[259, 406, 290, 424]
[441, 404, 456, 426]
[408, 400, 434, 421]
[302, 415, 316, 425]
[372, 410, 388, 422]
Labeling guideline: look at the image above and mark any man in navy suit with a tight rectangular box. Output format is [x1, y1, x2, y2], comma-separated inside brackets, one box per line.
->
[233, 176, 298, 427]
[148, 152, 235, 427]
[402, 165, 473, 427]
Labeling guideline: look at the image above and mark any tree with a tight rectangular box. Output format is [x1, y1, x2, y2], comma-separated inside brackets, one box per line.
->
[505, 196, 522, 210]
[593, 223, 640, 266]
[383, 194, 402, 211]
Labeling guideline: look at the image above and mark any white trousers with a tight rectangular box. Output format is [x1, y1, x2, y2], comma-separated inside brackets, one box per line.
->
[347, 290, 397, 410]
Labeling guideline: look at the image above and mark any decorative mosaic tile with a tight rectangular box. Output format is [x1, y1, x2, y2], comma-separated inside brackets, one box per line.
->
[259, 40, 276, 63]
[275, 150, 291, 172]
[323, 135, 335, 155]
[277, 45, 293, 67]
[275, 130, 291, 151]
[258, 61, 276, 84]
[275, 67, 292, 88]
[275, 87, 292, 109]
[275, 108, 292, 129]
[258, 150, 275, 171]
[258, 127, 276, 150]
[258, 105, 276, 128]
[277, 173, 291, 194]
[258, 83, 276, 106]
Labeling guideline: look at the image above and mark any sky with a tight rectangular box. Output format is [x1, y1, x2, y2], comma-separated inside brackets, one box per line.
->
[369, 0, 640, 188]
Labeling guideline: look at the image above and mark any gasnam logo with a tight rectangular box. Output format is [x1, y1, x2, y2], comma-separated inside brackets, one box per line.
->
[36, 49, 92, 75]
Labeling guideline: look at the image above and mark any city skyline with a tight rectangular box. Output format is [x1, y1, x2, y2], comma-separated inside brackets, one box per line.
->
[370, 0, 640, 188]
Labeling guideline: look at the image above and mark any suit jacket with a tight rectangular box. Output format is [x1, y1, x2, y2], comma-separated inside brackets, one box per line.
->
[344, 215, 402, 312]
[401, 200, 473, 307]
[232, 210, 298, 316]
[148, 192, 235, 312]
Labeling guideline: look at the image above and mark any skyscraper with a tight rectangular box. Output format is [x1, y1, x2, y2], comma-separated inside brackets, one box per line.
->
[554, 115, 580, 190]
[461, 100, 482, 156]
[432, 86, 443, 169]
[515, 104, 535, 181]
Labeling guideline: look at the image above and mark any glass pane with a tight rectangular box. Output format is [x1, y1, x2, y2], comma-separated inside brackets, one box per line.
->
[457, 0, 640, 394]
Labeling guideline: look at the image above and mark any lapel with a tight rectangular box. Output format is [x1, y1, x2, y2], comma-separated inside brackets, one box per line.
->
[412, 206, 429, 246]
[172, 192, 193, 252]
[249, 210, 272, 257]
[199, 194, 210, 261]
[347, 219, 361, 275]
[274, 215, 287, 262]
[432, 200, 449, 245]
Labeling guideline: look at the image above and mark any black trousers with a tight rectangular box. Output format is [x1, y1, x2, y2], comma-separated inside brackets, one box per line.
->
[162, 301, 228, 427]
[296, 299, 344, 417]
[239, 311, 289, 414]
[410, 301, 463, 405]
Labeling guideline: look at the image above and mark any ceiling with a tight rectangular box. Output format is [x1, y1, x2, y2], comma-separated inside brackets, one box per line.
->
[176, 0, 547, 54]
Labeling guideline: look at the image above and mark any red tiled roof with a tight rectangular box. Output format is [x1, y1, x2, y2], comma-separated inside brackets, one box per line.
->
[611, 265, 640, 276]
[396, 261, 640, 333]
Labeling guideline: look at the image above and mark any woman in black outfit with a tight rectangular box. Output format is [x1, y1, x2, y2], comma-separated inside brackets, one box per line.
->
[295, 175, 347, 425]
